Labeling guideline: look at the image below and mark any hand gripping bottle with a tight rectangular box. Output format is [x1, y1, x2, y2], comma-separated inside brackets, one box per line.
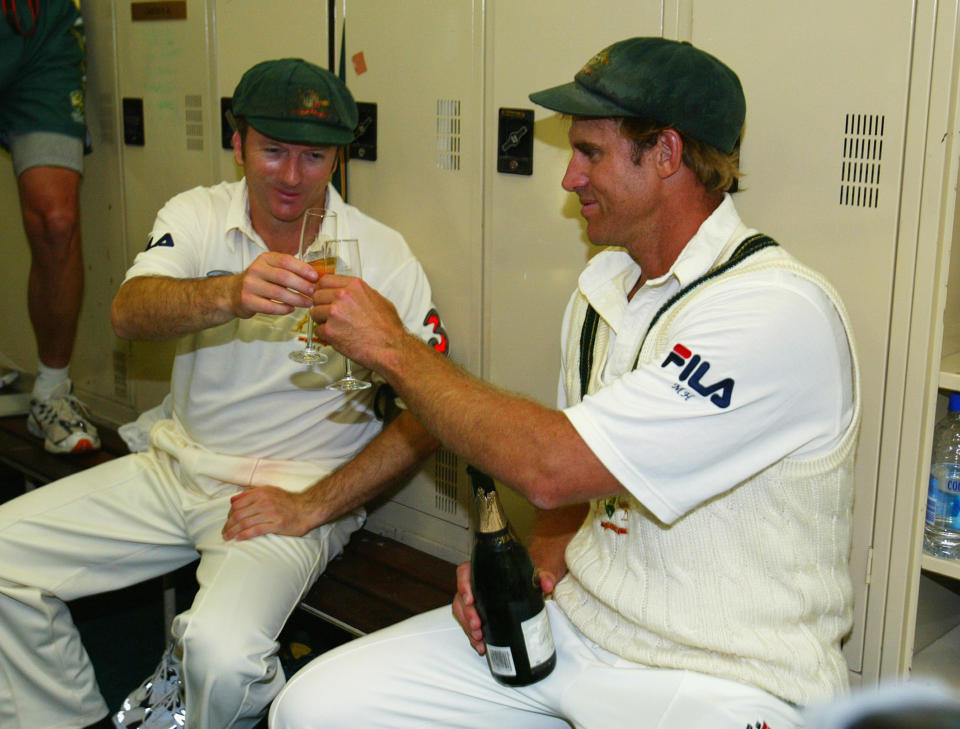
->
[923, 392, 960, 560]
[467, 466, 556, 685]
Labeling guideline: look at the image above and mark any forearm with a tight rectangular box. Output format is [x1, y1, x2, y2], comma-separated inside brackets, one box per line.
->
[525, 503, 589, 582]
[299, 410, 439, 527]
[112, 275, 239, 340]
[315, 277, 624, 507]
[379, 333, 619, 509]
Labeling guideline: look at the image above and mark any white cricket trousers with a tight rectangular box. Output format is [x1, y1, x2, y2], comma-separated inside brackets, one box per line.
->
[0, 421, 362, 729]
[270, 601, 804, 729]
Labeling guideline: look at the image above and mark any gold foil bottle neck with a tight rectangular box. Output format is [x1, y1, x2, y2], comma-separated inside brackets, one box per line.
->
[475, 488, 509, 534]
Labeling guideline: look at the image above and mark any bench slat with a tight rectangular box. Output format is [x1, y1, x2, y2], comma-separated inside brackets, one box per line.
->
[0, 416, 127, 484]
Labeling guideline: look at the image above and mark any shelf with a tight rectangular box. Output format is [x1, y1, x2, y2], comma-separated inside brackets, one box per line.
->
[939, 351, 960, 390]
[912, 621, 960, 691]
[921, 553, 960, 581]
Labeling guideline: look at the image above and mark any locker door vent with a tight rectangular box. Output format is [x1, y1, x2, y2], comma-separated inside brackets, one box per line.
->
[436, 99, 461, 171]
[185, 95, 204, 151]
[840, 113, 884, 209]
[432, 446, 462, 515]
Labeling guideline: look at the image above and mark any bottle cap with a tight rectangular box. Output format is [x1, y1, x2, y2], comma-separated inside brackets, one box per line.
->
[950, 392, 960, 413]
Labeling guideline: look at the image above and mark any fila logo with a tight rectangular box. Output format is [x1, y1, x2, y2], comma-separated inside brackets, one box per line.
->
[145, 232, 174, 251]
[661, 343, 735, 409]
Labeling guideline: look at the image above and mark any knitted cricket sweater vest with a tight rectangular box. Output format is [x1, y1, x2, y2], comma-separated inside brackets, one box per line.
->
[554, 239, 862, 705]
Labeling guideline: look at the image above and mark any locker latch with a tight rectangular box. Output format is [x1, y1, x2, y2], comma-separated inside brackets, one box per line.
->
[497, 108, 534, 175]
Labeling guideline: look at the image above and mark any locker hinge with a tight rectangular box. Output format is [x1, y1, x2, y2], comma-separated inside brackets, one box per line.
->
[864, 546, 874, 585]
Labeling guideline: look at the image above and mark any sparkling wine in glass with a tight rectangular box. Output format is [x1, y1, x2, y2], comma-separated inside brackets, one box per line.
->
[325, 237, 372, 391]
[289, 208, 336, 365]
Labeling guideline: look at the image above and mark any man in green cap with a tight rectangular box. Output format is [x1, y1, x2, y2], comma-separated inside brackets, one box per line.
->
[0, 58, 448, 729]
[271, 37, 860, 728]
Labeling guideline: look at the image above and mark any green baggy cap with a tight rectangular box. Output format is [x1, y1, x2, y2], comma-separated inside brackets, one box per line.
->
[529, 37, 745, 153]
[232, 58, 358, 146]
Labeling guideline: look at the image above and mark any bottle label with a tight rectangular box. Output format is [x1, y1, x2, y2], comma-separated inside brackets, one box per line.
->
[926, 465, 960, 529]
[521, 605, 555, 668]
[484, 607, 555, 678]
[486, 644, 517, 677]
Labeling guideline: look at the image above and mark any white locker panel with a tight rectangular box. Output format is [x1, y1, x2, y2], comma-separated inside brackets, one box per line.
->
[114, 1, 220, 413]
[685, 1, 916, 676]
[344, 0, 483, 376]
[71, 0, 136, 422]
[328, 0, 485, 561]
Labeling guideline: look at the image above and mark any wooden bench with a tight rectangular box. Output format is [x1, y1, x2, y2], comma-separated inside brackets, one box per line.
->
[0, 413, 458, 638]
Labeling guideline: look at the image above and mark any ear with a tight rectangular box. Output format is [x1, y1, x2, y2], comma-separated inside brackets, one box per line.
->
[654, 129, 684, 179]
[232, 131, 243, 166]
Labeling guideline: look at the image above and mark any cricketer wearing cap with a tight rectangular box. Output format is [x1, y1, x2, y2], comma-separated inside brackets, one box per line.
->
[269, 38, 861, 729]
[0, 59, 447, 729]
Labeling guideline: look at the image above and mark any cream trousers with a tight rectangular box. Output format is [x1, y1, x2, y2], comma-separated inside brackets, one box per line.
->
[0, 422, 362, 729]
[270, 601, 803, 729]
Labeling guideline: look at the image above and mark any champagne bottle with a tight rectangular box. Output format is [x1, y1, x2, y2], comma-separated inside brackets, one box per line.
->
[467, 466, 556, 686]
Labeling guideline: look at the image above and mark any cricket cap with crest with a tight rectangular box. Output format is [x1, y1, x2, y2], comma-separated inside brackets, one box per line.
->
[529, 37, 745, 153]
[231, 58, 358, 146]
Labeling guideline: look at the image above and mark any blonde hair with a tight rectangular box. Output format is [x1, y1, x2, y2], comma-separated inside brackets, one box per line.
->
[617, 117, 742, 193]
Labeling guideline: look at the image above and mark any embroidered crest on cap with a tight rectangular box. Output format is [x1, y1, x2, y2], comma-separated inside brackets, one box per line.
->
[293, 90, 331, 119]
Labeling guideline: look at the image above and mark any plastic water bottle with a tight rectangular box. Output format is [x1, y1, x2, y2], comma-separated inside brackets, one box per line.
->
[923, 392, 960, 559]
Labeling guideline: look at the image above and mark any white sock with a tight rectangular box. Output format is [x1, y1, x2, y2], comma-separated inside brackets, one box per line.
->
[33, 363, 70, 400]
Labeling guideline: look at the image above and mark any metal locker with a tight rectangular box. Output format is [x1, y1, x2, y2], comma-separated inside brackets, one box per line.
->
[338, 0, 484, 561]
[70, 0, 136, 423]
[111, 0, 221, 413]
[683, 0, 917, 682]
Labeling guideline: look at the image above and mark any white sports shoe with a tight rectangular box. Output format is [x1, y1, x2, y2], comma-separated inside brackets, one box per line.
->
[27, 380, 100, 454]
[113, 644, 185, 729]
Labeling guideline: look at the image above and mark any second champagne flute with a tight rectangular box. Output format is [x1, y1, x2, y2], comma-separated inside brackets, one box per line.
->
[289, 208, 336, 365]
[325, 237, 372, 391]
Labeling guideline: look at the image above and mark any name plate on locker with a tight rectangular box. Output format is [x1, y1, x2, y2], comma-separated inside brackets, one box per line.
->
[131, 1, 187, 21]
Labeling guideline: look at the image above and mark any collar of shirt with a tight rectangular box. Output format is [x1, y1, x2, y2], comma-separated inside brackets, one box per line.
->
[222, 179, 261, 253]
[577, 193, 744, 332]
[222, 181, 344, 253]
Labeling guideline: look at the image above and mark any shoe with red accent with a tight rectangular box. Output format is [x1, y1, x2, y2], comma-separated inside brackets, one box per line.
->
[27, 381, 101, 454]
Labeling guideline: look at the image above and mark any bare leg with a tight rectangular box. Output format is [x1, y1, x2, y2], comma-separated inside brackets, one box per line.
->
[18, 165, 83, 370]
[16, 165, 98, 453]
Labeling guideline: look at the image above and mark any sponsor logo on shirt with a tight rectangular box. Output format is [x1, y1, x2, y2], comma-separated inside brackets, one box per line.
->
[661, 343, 734, 409]
[145, 232, 175, 251]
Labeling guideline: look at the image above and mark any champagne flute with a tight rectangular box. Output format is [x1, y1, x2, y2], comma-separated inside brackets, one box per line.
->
[325, 237, 372, 391]
[289, 208, 337, 365]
